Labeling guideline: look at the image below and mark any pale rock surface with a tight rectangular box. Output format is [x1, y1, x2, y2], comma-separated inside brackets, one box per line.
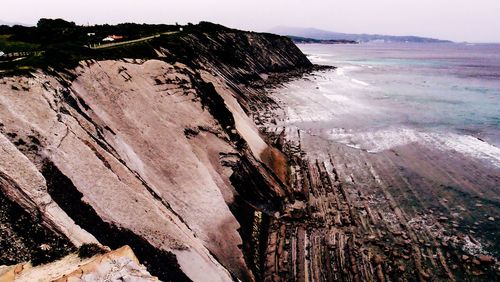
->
[0, 246, 156, 282]
[0, 59, 258, 281]
[0, 133, 98, 246]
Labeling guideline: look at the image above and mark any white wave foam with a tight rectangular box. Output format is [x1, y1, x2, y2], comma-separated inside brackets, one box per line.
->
[308, 55, 329, 63]
[285, 105, 335, 123]
[327, 127, 500, 168]
[435, 134, 500, 167]
[351, 78, 370, 86]
[327, 127, 418, 152]
[334, 67, 370, 87]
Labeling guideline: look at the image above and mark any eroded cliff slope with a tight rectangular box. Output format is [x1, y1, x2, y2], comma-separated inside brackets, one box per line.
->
[0, 23, 312, 281]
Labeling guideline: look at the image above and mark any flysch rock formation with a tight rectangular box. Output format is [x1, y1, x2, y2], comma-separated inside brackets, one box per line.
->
[0, 23, 313, 282]
[0, 130, 98, 247]
[0, 60, 246, 281]
[1, 22, 499, 282]
[0, 245, 157, 281]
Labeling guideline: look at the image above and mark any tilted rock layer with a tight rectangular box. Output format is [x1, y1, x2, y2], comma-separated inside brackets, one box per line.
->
[0, 25, 311, 282]
[0, 245, 157, 281]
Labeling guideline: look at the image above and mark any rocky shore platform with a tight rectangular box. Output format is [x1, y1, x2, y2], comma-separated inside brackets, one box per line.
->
[250, 69, 499, 281]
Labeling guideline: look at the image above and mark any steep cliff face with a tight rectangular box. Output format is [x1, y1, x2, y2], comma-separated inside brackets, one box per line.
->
[161, 23, 312, 83]
[0, 25, 311, 281]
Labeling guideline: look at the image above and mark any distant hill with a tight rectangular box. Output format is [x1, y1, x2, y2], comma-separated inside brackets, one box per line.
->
[270, 26, 452, 43]
[288, 36, 357, 44]
[0, 19, 29, 26]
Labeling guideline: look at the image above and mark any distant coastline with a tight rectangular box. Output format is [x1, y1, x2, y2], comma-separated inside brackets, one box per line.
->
[272, 26, 452, 43]
[288, 35, 358, 44]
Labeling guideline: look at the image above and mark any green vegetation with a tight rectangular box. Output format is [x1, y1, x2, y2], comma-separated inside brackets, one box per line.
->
[0, 35, 40, 52]
[0, 18, 184, 74]
[0, 18, 287, 77]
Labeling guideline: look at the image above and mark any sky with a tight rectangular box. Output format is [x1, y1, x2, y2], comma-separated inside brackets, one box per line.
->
[1, 0, 500, 42]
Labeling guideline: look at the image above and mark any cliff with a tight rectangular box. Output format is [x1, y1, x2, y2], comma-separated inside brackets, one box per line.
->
[0, 23, 312, 281]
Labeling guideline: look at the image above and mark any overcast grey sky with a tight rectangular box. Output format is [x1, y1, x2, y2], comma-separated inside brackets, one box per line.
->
[2, 0, 499, 42]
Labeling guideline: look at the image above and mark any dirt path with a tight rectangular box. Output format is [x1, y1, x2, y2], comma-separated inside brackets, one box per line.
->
[91, 31, 178, 50]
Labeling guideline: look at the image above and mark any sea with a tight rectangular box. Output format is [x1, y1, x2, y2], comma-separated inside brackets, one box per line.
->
[276, 42, 500, 169]
[270, 42, 500, 255]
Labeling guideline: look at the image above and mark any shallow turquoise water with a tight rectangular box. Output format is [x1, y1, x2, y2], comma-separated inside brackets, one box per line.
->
[299, 43, 500, 146]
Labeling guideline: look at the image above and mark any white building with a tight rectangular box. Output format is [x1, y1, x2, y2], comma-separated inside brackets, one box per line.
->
[0, 51, 5, 57]
[102, 35, 124, 42]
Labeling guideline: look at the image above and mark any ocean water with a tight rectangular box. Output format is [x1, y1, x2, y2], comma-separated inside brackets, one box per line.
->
[277, 43, 500, 168]
[271, 42, 500, 258]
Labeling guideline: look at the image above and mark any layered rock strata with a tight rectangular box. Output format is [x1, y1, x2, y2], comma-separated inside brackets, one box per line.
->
[0, 25, 312, 282]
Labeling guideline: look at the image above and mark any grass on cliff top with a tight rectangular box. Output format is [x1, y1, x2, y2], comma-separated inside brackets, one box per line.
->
[0, 20, 286, 76]
[0, 18, 187, 75]
[0, 35, 40, 52]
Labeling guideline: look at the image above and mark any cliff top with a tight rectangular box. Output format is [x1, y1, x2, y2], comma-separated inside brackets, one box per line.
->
[0, 19, 310, 77]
